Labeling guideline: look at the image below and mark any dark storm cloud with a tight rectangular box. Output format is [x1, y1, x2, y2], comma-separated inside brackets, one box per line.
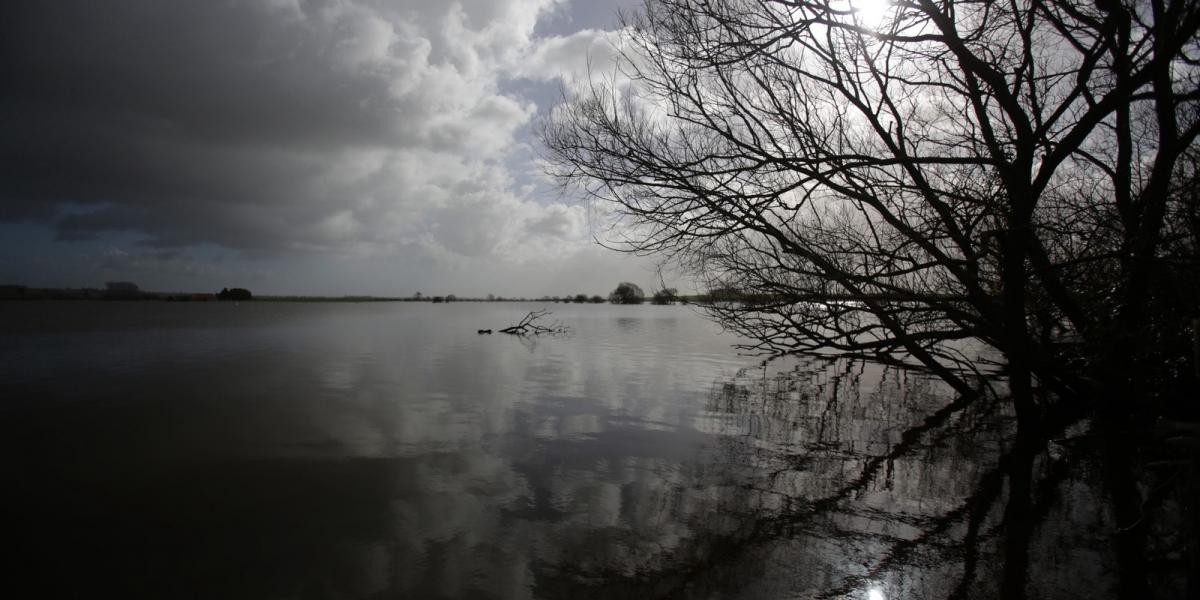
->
[4, 1, 368, 248]
[2, 2, 401, 146]
[0, 0, 667, 297]
[0, 0, 600, 259]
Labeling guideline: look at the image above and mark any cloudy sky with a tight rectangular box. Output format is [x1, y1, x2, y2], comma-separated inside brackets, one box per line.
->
[0, 0, 662, 297]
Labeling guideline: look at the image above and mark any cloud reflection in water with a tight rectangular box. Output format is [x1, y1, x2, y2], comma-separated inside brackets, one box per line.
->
[2, 302, 1118, 598]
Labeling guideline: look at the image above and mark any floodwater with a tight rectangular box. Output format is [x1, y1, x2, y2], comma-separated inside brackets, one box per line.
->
[1, 301, 1119, 598]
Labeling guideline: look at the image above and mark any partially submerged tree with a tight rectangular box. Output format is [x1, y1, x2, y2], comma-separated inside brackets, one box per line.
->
[609, 281, 646, 304]
[541, 1, 1200, 596]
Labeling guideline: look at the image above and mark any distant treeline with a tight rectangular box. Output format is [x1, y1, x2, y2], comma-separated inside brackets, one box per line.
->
[2, 283, 779, 305]
[0, 283, 254, 302]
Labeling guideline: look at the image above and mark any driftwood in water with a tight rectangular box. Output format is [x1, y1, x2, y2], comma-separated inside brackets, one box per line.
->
[498, 310, 568, 336]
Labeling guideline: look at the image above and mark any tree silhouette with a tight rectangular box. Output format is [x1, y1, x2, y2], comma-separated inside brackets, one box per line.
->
[542, 1, 1200, 596]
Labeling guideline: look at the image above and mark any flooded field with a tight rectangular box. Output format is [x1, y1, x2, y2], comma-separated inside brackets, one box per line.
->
[1, 301, 1138, 598]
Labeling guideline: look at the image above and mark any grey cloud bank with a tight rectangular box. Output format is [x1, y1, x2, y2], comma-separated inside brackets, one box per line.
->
[0, 0, 653, 296]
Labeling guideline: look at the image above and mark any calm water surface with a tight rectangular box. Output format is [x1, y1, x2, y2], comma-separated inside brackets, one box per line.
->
[2, 302, 1112, 598]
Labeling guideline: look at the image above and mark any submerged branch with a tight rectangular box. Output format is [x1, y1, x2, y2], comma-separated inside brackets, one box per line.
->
[498, 310, 570, 337]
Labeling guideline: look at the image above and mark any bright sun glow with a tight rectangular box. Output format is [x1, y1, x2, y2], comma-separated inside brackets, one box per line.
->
[851, 0, 891, 29]
[867, 588, 887, 600]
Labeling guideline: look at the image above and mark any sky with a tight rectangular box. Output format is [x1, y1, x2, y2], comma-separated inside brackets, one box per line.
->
[0, 0, 662, 297]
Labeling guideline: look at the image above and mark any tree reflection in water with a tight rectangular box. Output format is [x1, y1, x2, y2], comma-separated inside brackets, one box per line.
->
[533, 357, 1139, 599]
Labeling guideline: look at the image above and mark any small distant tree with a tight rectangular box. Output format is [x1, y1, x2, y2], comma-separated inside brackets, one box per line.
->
[590, 295, 605, 303]
[608, 282, 645, 304]
[445, 294, 457, 302]
[574, 293, 589, 303]
[217, 287, 252, 301]
[651, 288, 678, 305]
[487, 293, 495, 302]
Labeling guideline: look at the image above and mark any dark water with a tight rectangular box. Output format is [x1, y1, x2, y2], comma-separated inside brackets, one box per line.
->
[1, 302, 1116, 598]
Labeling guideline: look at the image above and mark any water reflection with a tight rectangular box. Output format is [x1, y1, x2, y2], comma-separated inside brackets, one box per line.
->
[658, 358, 1116, 600]
[1, 303, 1125, 598]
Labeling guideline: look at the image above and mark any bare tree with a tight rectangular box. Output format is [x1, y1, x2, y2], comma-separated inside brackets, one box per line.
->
[541, 1, 1200, 596]
[543, 0, 1200, 430]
